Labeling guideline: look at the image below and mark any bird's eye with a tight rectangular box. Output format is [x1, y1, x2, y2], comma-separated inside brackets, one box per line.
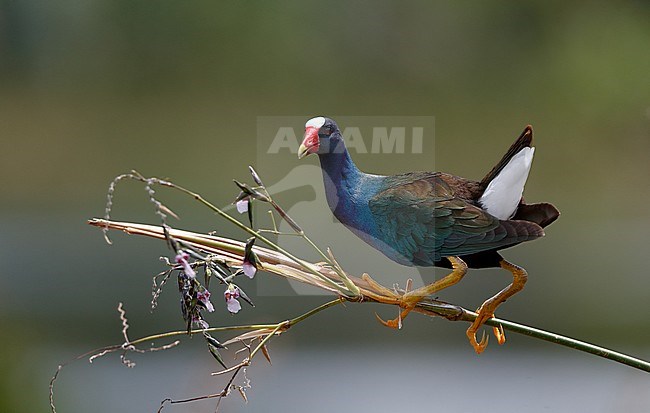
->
[319, 126, 332, 136]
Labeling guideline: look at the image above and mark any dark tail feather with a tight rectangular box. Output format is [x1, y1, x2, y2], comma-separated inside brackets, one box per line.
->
[479, 125, 534, 190]
[501, 219, 545, 241]
[513, 202, 560, 228]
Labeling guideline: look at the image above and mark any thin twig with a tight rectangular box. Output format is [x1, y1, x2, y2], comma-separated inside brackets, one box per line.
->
[475, 311, 650, 372]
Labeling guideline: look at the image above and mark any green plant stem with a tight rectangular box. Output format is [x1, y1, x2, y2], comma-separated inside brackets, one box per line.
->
[300, 233, 360, 295]
[129, 299, 343, 348]
[128, 324, 277, 347]
[286, 298, 342, 325]
[248, 322, 286, 360]
[414, 302, 650, 373]
[481, 314, 650, 372]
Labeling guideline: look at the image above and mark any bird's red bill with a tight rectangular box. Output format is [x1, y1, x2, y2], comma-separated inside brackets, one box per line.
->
[300, 126, 320, 154]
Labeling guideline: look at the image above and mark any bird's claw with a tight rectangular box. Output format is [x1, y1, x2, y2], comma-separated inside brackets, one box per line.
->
[375, 299, 415, 329]
[365, 275, 419, 330]
[375, 312, 402, 329]
[467, 329, 489, 354]
[494, 324, 506, 345]
[466, 307, 508, 353]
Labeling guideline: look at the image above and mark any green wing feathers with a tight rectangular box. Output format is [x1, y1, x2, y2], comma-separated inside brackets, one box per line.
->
[368, 174, 544, 265]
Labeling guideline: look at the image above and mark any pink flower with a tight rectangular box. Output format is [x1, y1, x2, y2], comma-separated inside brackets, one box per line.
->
[192, 316, 210, 330]
[242, 237, 258, 279]
[236, 198, 250, 214]
[197, 290, 215, 313]
[175, 251, 196, 278]
[242, 261, 257, 278]
[224, 285, 242, 314]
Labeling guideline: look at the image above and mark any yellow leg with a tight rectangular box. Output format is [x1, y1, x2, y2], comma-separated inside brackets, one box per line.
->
[376, 256, 467, 329]
[466, 259, 528, 354]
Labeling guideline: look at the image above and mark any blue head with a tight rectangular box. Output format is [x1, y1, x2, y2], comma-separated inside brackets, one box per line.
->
[297, 116, 347, 159]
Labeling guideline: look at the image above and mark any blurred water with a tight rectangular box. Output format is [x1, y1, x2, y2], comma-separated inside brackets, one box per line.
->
[45, 343, 650, 413]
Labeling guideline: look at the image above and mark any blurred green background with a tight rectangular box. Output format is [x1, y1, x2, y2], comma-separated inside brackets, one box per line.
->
[1, 1, 649, 412]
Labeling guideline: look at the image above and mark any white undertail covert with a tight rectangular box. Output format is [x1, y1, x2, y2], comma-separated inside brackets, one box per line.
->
[479, 147, 535, 220]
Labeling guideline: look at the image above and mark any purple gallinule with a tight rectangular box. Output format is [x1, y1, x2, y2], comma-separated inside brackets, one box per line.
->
[298, 116, 559, 353]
